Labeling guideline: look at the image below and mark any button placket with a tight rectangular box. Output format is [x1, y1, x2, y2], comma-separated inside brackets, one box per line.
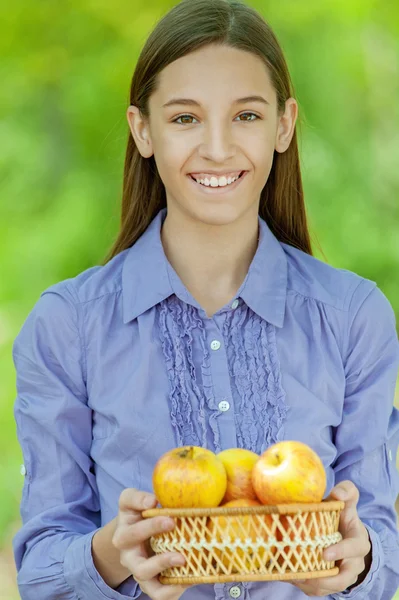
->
[204, 319, 237, 449]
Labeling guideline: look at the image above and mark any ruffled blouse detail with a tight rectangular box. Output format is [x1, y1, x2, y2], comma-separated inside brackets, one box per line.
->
[157, 295, 288, 455]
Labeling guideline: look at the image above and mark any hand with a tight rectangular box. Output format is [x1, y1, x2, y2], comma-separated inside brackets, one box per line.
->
[290, 480, 372, 596]
[112, 488, 191, 600]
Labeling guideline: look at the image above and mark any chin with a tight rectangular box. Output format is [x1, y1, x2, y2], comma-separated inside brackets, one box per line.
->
[185, 201, 252, 227]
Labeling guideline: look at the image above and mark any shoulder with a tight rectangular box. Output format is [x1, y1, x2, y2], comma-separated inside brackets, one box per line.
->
[43, 248, 130, 307]
[281, 242, 379, 314]
[14, 249, 130, 346]
[281, 243, 398, 366]
[281, 242, 397, 353]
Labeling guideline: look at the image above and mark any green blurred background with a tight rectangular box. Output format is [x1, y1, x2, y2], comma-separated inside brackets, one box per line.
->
[1, 0, 398, 597]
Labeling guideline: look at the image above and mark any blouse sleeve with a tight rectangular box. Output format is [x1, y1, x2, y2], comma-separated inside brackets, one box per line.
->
[12, 281, 142, 600]
[330, 279, 399, 600]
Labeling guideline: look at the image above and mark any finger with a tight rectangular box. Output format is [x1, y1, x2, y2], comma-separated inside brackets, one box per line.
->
[133, 550, 186, 582]
[335, 512, 370, 557]
[134, 572, 190, 600]
[291, 581, 335, 596]
[338, 512, 363, 539]
[290, 579, 326, 596]
[327, 482, 363, 539]
[113, 515, 176, 550]
[291, 558, 364, 596]
[119, 548, 189, 599]
[323, 532, 370, 562]
[326, 480, 359, 511]
[117, 489, 158, 528]
[160, 584, 192, 600]
[316, 558, 364, 593]
[143, 582, 191, 600]
[119, 488, 158, 514]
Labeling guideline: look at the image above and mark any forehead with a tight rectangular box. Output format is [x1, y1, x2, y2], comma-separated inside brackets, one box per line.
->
[153, 45, 274, 106]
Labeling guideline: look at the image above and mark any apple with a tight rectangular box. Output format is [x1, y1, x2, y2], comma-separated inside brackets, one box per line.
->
[152, 445, 227, 508]
[217, 448, 260, 503]
[207, 498, 276, 572]
[252, 441, 327, 504]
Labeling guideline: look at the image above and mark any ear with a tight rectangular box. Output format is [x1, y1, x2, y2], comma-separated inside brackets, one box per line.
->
[275, 98, 298, 153]
[126, 105, 154, 158]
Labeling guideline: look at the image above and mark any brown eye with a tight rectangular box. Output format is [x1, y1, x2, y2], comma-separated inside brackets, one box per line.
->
[173, 115, 196, 124]
[237, 112, 259, 121]
[172, 112, 260, 125]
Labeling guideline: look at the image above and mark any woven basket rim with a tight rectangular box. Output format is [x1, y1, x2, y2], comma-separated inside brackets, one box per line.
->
[142, 500, 344, 518]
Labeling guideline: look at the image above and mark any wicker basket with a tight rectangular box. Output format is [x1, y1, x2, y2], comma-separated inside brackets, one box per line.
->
[142, 500, 344, 585]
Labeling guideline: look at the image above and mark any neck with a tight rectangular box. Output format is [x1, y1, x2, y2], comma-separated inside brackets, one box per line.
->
[160, 206, 260, 298]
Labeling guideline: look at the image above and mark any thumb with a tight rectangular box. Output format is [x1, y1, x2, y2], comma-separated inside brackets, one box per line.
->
[326, 480, 360, 530]
[326, 480, 359, 508]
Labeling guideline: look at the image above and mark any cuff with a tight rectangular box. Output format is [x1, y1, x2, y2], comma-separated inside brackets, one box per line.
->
[330, 523, 382, 599]
[63, 529, 142, 599]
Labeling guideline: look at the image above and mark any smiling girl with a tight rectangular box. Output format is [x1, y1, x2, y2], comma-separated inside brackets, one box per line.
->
[12, 1, 399, 599]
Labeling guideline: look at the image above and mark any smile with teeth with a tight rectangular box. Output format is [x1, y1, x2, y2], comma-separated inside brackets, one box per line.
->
[190, 172, 243, 187]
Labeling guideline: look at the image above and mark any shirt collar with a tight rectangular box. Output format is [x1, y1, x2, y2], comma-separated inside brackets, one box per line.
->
[122, 207, 287, 327]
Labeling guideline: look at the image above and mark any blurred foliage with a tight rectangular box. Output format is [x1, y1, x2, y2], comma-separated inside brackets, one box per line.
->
[0, 1, 399, 597]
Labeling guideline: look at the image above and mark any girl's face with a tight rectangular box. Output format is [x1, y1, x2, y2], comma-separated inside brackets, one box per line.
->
[127, 44, 297, 227]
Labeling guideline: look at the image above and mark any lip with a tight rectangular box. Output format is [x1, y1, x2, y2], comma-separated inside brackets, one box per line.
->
[189, 171, 243, 177]
[187, 171, 248, 195]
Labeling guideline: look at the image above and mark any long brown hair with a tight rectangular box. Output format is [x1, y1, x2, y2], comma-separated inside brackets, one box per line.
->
[102, 0, 324, 265]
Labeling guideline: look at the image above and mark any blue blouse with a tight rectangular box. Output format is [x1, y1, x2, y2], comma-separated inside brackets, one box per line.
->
[12, 206, 399, 600]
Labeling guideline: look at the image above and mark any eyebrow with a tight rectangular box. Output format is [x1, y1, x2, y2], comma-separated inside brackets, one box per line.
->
[162, 95, 270, 108]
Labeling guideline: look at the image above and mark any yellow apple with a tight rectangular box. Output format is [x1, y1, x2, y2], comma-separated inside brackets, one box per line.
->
[252, 441, 327, 504]
[152, 445, 227, 508]
[217, 448, 260, 503]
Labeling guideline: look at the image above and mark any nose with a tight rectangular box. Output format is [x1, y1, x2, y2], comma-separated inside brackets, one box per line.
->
[198, 121, 236, 163]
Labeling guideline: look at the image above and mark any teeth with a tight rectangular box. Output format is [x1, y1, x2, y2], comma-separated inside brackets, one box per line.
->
[193, 174, 240, 187]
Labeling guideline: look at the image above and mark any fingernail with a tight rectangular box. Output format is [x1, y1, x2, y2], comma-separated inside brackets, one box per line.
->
[324, 549, 335, 560]
[162, 518, 175, 530]
[171, 555, 185, 566]
[334, 491, 346, 501]
[143, 495, 156, 508]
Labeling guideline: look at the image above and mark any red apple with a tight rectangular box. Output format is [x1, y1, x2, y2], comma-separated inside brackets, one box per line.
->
[252, 441, 327, 504]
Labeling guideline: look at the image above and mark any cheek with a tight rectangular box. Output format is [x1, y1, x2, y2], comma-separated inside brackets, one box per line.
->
[244, 133, 275, 164]
[156, 138, 188, 169]
[254, 152, 274, 185]
[152, 150, 178, 182]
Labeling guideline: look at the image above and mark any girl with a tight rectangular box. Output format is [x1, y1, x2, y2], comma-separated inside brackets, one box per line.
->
[12, 0, 399, 599]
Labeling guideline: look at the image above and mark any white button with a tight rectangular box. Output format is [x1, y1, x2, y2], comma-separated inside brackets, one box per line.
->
[218, 400, 230, 412]
[229, 586, 241, 598]
[231, 299, 239, 309]
[211, 340, 221, 351]
[389, 449, 393, 461]
[20, 464, 26, 476]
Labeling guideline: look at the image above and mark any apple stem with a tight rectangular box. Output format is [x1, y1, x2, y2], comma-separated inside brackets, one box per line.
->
[178, 446, 194, 459]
